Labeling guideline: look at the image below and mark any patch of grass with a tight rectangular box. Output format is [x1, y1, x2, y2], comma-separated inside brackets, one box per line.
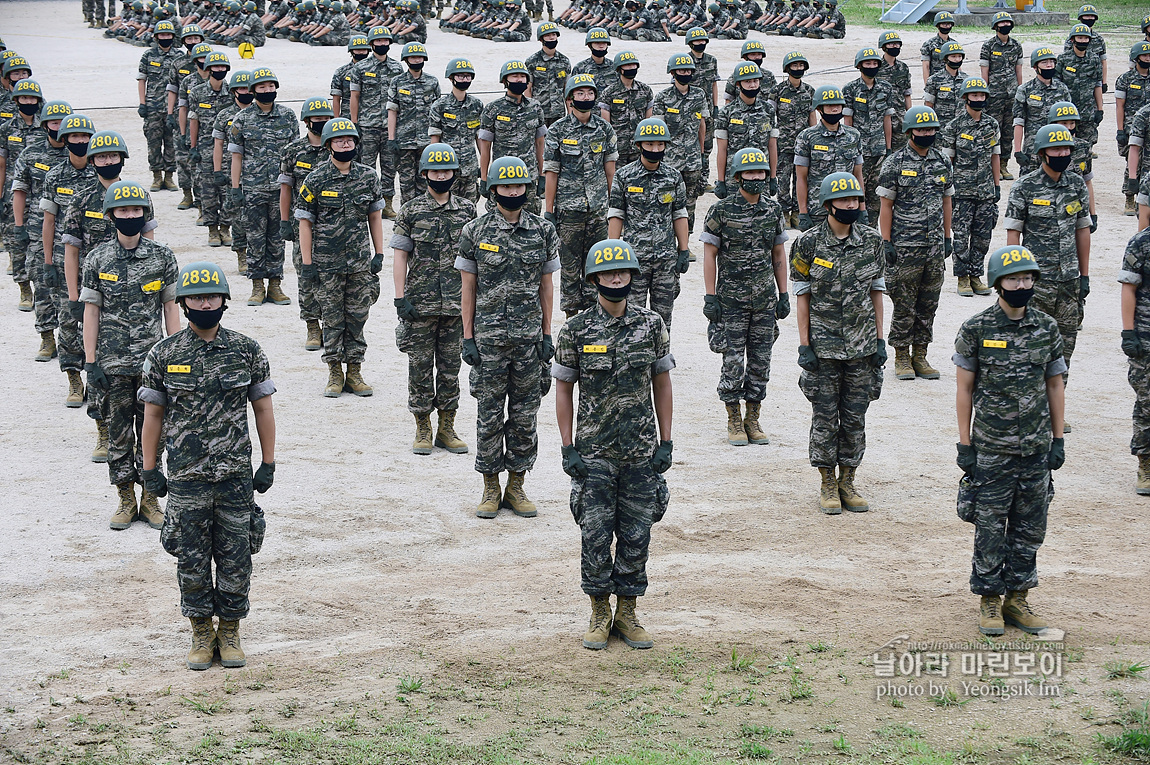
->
[1104, 660, 1148, 680]
[398, 675, 424, 695]
[729, 647, 756, 673]
[741, 724, 794, 740]
[876, 723, 924, 740]
[739, 741, 773, 759]
[929, 688, 968, 708]
[807, 640, 832, 654]
[181, 695, 226, 716]
[833, 733, 853, 753]
[781, 673, 813, 703]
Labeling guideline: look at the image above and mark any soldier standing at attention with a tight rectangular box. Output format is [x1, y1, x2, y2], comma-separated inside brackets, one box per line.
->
[392, 143, 475, 455]
[878, 106, 954, 382]
[924, 41, 968, 129]
[526, 23, 571, 129]
[478, 61, 548, 215]
[843, 48, 893, 225]
[427, 58, 483, 204]
[81, 180, 180, 531]
[188, 52, 235, 250]
[876, 31, 913, 152]
[1119, 225, 1150, 495]
[330, 35, 370, 118]
[723, 40, 775, 105]
[166, 24, 205, 208]
[794, 85, 864, 231]
[701, 147, 787, 446]
[1056, 23, 1104, 155]
[457, 156, 558, 519]
[770, 51, 815, 229]
[137, 20, 179, 192]
[793, 173, 885, 515]
[1117, 42, 1150, 215]
[599, 51, 653, 170]
[349, 25, 404, 218]
[214, 70, 253, 275]
[553, 238, 673, 651]
[388, 41, 440, 205]
[544, 72, 619, 318]
[652, 53, 706, 234]
[139, 260, 277, 671]
[229, 67, 299, 307]
[920, 11, 957, 86]
[714, 62, 778, 206]
[1012, 48, 1071, 179]
[979, 12, 1023, 181]
[954, 245, 1065, 637]
[171, 43, 213, 216]
[571, 27, 614, 80]
[296, 118, 386, 398]
[685, 27, 719, 193]
[1063, 4, 1107, 91]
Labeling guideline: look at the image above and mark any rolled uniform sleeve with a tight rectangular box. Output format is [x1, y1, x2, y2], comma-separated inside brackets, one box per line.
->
[1003, 183, 1026, 232]
[79, 257, 104, 306]
[247, 344, 276, 401]
[138, 347, 168, 406]
[541, 222, 561, 274]
[672, 175, 688, 220]
[607, 175, 626, 220]
[541, 129, 561, 174]
[875, 154, 898, 200]
[551, 322, 579, 382]
[390, 206, 415, 252]
[294, 180, 318, 222]
[652, 314, 675, 375]
[455, 222, 478, 273]
[789, 239, 811, 296]
[952, 322, 978, 372]
[699, 203, 722, 247]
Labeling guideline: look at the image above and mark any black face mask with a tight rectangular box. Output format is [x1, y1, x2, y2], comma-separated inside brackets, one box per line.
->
[372, 43, 390, 56]
[690, 42, 707, 52]
[96, 161, 123, 179]
[1037, 65, 1054, 80]
[307, 119, 329, 136]
[787, 67, 806, 78]
[541, 38, 557, 50]
[884, 46, 901, 58]
[184, 304, 226, 329]
[620, 67, 639, 80]
[156, 37, 173, 48]
[590, 48, 607, 60]
[495, 191, 527, 210]
[821, 111, 843, 125]
[571, 98, 596, 112]
[67, 141, 90, 157]
[674, 72, 694, 85]
[408, 61, 424, 72]
[18, 102, 39, 116]
[1081, 17, 1095, 27]
[113, 214, 147, 237]
[946, 59, 962, 70]
[1000, 286, 1034, 307]
[1073, 41, 1089, 52]
[911, 132, 936, 148]
[641, 147, 664, 163]
[254, 91, 277, 104]
[996, 23, 1013, 35]
[507, 81, 529, 95]
[830, 205, 860, 224]
[185, 41, 200, 51]
[967, 99, 986, 111]
[740, 179, 765, 194]
[453, 79, 473, 91]
[597, 281, 632, 302]
[331, 147, 358, 162]
[938, 24, 952, 34]
[860, 65, 880, 78]
[236, 92, 255, 105]
[210, 69, 227, 81]
[1138, 59, 1150, 73]
[1045, 153, 1073, 173]
[739, 84, 759, 99]
[45, 126, 60, 141]
[352, 51, 368, 61]
[427, 176, 455, 194]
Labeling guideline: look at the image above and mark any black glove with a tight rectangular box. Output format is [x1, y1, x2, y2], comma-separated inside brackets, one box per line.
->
[652, 439, 673, 473]
[703, 294, 721, 322]
[253, 461, 275, 493]
[142, 467, 168, 498]
[462, 337, 480, 366]
[166, 112, 178, 132]
[797, 344, 818, 372]
[189, 145, 202, 164]
[1126, 176, 1141, 196]
[944, 237, 953, 258]
[228, 187, 244, 207]
[538, 333, 555, 363]
[42, 263, 61, 289]
[1092, 109, 1104, 125]
[371, 253, 384, 274]
[1048, 437, 1065, 470]
[994, 186, 1001, 202]
[1102, 82, 1108, 94]
[710, 104, 718, 120]
[536, 176, 546, 196]
[871, 338, 887, 367]
[561, 443, 589, 478]
[1122, 329, 1145, 359]
[798, 212, 812, 230]
[775, 291, 790, 320]
[956, 442, 976, 474]
[1090, 213, 1098, 233]
[1079, 274, 1090, 301]
[387, 138, 398, 155]
[69, 300, 85, 323]
[768, 176, 779, 196]
[1014, 150, 1026, 167]
[301, 262, 318, 280]
[137, 104, 149, 118]
[13, 225, 29, 246]
[1117, 129, 1127, 145]
[84, 361, 109, 392]
[676, 248, 690, 274]
[394, 296, 419, 321]
[884, 240, 897, 267]
[214, 170, 228, 186]
[279, 220, 294, 241]
[858, 208, 869, 225]
[544, 210, 557, 225]
[714, 179, 728, 199]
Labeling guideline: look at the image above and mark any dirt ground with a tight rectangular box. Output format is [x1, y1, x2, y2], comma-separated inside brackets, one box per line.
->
[2, 2, 1150, 763]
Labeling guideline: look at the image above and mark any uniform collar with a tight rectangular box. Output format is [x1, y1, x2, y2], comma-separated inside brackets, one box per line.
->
[991, 301, 1039, 327]
[593, 299, 639, 324]
[817, 218, 867, 248]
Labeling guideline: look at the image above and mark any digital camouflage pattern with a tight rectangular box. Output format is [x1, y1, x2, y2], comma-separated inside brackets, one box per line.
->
[920, 32, 956, 79]
[876, 56, 912, 150]
[525, 49, 572, 125]
[1115, 68, 1150, 161]
[391, 191, 476, 316]
[842, 76, 894, 158]
[42, 161, 98, 373]
[924, 67, 967, 128]
[794, 122, 864, 219]
[12, 140, 67, 333]
[1003, 167, 1090, 283]
[725, 65, 777, 103]
[228, 102, 299, 199]
[939, 110, 1000, 278]
[1118, 228, 1150, 456]
[175, 70, 209, 191]
[277, 136, 329, 322]
[714, 95, 777, 178]
[979, 35, 1023, 166]
[652, 84, 706, 174]
[877, 144, 955, 248]
[388, 71, 441, 201]
[691, 51, 720, 108]
[768, 78, 815, 213]
[103, 372, 155, 486]
[138, 45, 179, 172]
[350, 55, 406, 128]
[798, 359, 879, 467]
[967, 451, 1051, 596]
[1054, 49, 1102, 145]
[1012, 76, 1071, 175]
[427, 91, 484, 194]
[469, 341, 544, 474]
[570, 56, 615, 81]
[1, 115, 46, 283]
[1127, 103, 1150, 182]
[214, 103, 249, 251]
[478, 95, 548, 181]
[598, 75, 654, 165]
[188, 80, 234, 225]
[331, 59, 359, 119]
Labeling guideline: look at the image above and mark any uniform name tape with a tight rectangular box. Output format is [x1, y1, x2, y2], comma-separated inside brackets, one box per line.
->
[813, 257, 834, 268]
[983, 339, 1007, 348]
[583, 345, 607, 353]
[167, 364, 191, 373]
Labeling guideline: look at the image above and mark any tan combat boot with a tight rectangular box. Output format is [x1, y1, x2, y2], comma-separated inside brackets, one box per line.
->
[837, 465, 869, 512]
[110, 483, 138, 530]
[218, 225, 232, 246]
[150, 170, 164, 191]
[17, 282, 34, 312]
[818, 467, 841, 514]
[92, 421, 110, 463]
[344, 363, 373, 396]
[412, 412, 434, 454]
[207, 224, 222, 247]
[35, 331, 57, 362]
[999, 165, 1013, 181]
[196, 209, 204, 226]
[911, 345, 940, 379]
[66, 370, 85, 408]
[476, 473, 501, 518]
[265, 278, 291, 305]
[216, 619, 246, 667]
[1138, 455, 1150, 496]
[237, 249, 247, 275]
[956, 275, 973, 297]
[503, 471, 537, 517]
[1126, 194, 1137, 216]
[382, 196, 397, 219]
[178, 188, 195, 210]
[434, 409, 468, 453]
[612, 595, 653, 649]
[323, 362, 344, 398]
[186, 617, 216, 670]
[893, 347, 914, 380]
[162, 171, 179, 191]
[304, 319, 322, 351]
[139, 487, 164, 529]
[583, 594, 612, 650]
[979, 595, 1005, 635]
[726, 402, 748, 446]
[247, 279, 265, 306]
[970, 275, 992, 295]
[743, 401, 769, 444]
[1002, 590, 1047, 634]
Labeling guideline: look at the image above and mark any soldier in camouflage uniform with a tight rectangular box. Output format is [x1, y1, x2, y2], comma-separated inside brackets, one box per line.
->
[599, 51, 653, 169]
[1005, 124, 1091, 384]
[229, 67, 299, 306]
[924, 42, 968, 129]
[843, 48, 893, 224]
[608, 118, 690, 330]
[278, 96, 333, 352]
[553, 238, 673, 651]
[1056, 24, 1104, 152]
[768, 51, 814, 229]
[295, 118, 386, 398]
[349, 25, 404, 218]
[794, 85, 864, 230]
[1119, 226, 1150, 495]
[457, 155, 558, 519]
[188, 51, 235, 249]
[1117, 42, 1150, 215]
[137, 21, 180, 191]
[165, 25, 206, 207]
[391, 143, 475, 455]
[388, 42, 440, 205]
[652, 53, 706, 234]
[701, 147, 787, 446]
[954, 245, 1065, 636]
[684, 28, 719, 192]
[1048, 101, 1097, 232]
[544, 73, 619, 317]
[1012, 48, 1071, 179]
[478, 60, 548, 215]
[715, 62, 777, 205]
[792, 172, 886, 514]
[214, 69, 252, 274]
[723, 40, 775, 105]
[139, 260, 277, 671]
[920, 11, 957, 86]
[427, 58, 483, 204]
[81, 180, 180, 532]
[938, 77, 999, 298]
[170, 42, 213, 211]
[526, 23, 571, 128]
[878, 106, 954, 381]
[979, 12, 1023, 181]
[571, 27, 614, 80]
[2, 77, 45, 312]
[876, 31, 913, 153]
[1129, 103, 1150, 221]
[331, 36, 370, 118]
[1062, 4, 1107, 90]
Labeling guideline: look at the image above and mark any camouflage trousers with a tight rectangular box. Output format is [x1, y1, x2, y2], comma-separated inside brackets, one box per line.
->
[176, 131, 193, 192]
[358, 125, 398, 199]
[495, 30, 530, 41]
[861, 154, 884, 222]
[703, 112, 714, 181]
[1017, 131, 1040, 178]
[1129, 354, 1150, 456]
[455, 174, 480, 204]
[2, 191, 29, 283]
[1076, 112, 1098, 149]
[571, 456, 668, 596]
[56, 284, 84, 373]
[396, 147, 429, 207]
[952, 197, 997, 277]
[469, 339, 542, 474]
[317, 269, 380, 364]
[290, 239, 321, 322]
[799, 358, 876, 468]
[712, 303, 777, 403]
[557, 209, 607, 314]
[30, 244, 61, 334]
[224, 180, 246, 252]
[617, 147, 639, 169]
[84, 0, 114, 22]
[777, 148, 798, 214]
[1031, 277, 1080, 376]
[631, 256, 680, 330]
[986, 93, 1013, 171]
[968, 450, 1051, 596]
[526, 0, 553, 15]
[244, 196, 285, 280]
[398, 314, 463, 413]
[162, 475, 254, 620]
[104, 373, 156, 486]
[887, 244, 944, 348]
[196, 156, 227, 227]
[681, 167, 702, 234]
[142, 110, 177, 173]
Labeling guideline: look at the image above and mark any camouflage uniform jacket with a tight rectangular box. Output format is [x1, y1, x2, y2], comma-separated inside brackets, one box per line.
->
[571, 56, 616, 81]
[1118, 227, 1150, 336]
[331, 60, 360, 119]
[390, 192, 476, 316]
[477, 94, 548, 181]
[793, 123, 864, 213]
[542, 113, 620, 213]
[690, 51, 720, 109]
[139, 326, 276, 482]
[607, 160, 688, 262]
[876, 58, 912, 121]
[349, 55, 406, 127]
[1012, 76, 1072, 154]
[700, 191, 787, 310]
[937, 109, 1000, 198]
[767, 79, 814, 152]
[62, 181, 159, 261]
[212, 103, 247, 178]
[387, 71, 441, 150]
[1061, 30, 1106, 62]
[79, 237, 179, 375]
[924, 67, 968, 127]
[551, 301, 675, 461]
[176, 72, 209, 123]
[229, 103, 300, 199]
[842, 77, 894, 157]
[427, 93, 483, 178]
[525, 49, 572, 125]
[11, 141, 66, 237]
[652, 84, 706, 173]
[979, 36, 1023, 100]
[724, 65, 777, 103]
[294, 159, 386, 273]
[715, 95, 777, 175]
[0, 92, 14, 123]
[0, 115, 43, 168]
[598, 76, 654, 149]
[876, 145, 954, 247]
[1128, 103, 1150, 180]
[164, 51, 197, 102]
[138, 45, 178, 107]
[187, 80, 233, 141]
[277, 136, 328, 203]
[920, 33, 957, 79]
[953, 302, 1066, 457]
[1054, 50, 1103, 118]
[1116, 68, 1150, 128]
[40, 160, 96, 259]
[1003, 168, 1091, 282]
[789, 220, 885, 360]
[455, 209, 560, 345]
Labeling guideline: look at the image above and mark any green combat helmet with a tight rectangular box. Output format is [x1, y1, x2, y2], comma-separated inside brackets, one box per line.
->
[585, 238, 640, 282]
[320, 117, 359, 146]
[301, 96, 335, 120]
[903, 105, 940, 132]
[348, 35, 370, 51]
[633, 116, 669, 143]
[990, 10, 1012, 29]
[613, 50, 638, 70]
[783, 50, 809, 73]
[367, 26, 393, 42]
[854, 47, 882, 68]
[741, 39, 765, 59]
[959, 76, 990, 98]
[941, 41, 964, 60]
[486, 155, 531, 190]
[585, 27, 611, 45]
[499, 60, 529, 82]
[934, 10, 954, 27]
[731, 146, 770, 176]
[40, 100, 73, 121]
[401, 41, 428, 60]
[565, 72, 597, 98]
[685, 27, 709, 44]
[59, 113, 96, 138]
[12, 78, 43, 101]
[446, 57, 475, 77]
[1033, 123, 1075, 153]
[1030, 47, 1056, 68]
[420, 142, 460, 172]
[813, 84, 846, 109]
[819, 171, 862, 205]
[250, 67, 279, 87]
[87, 130, 130, 158]
[1131, 41, 1150, 63]
[229, 69, 252, 89]
[987, 245, 1039, 288]
[878, 30, 901, 47]
[732, 61, 761, 83]
[102, 180, 152, 213]
[1048, 100, 1079, 123]
[537, 21, 560, 39]
[667, 52, 696, 72]
[176, 261, 231, 299]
